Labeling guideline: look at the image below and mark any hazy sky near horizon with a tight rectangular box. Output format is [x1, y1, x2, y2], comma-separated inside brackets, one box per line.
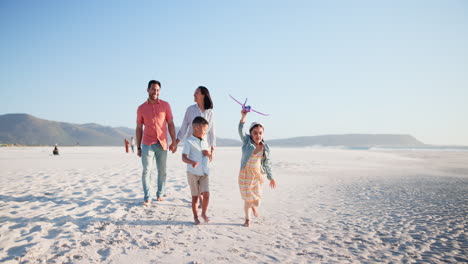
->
[1, 0, 467, 145]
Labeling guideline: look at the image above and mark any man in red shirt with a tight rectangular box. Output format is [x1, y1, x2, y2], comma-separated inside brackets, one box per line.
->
[136, 80, 177, 206]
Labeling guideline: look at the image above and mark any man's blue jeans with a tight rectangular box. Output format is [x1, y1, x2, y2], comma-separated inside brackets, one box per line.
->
[141, 143, 167, 201]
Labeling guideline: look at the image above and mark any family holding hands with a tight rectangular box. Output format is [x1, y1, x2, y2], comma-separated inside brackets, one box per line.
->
[136, 80, 276, 227]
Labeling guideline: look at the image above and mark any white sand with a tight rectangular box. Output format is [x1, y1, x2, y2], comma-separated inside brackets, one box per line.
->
[0, 147, 467, 263]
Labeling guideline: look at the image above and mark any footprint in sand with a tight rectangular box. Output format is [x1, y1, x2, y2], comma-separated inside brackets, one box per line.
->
[80, 241, 91, 246]
[97, 247, 111, 260]
[29, 225, 42, 233]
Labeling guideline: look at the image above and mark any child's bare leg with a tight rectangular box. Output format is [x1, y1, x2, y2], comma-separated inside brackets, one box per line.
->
[191, 196, 200, 225]
[198, 194, 203, 208]
[201, 192, 210, 222]
[243, 201, 252, 227]
[251, 199, 260, 217]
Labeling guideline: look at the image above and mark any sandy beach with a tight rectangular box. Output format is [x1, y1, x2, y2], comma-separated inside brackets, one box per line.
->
[0, 146, 467, 263]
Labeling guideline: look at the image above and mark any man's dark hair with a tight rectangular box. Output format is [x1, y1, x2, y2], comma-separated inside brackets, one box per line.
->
[198, 86, 213, 110]
[148, 80, 161, 89]
[192, 116, 209, 126]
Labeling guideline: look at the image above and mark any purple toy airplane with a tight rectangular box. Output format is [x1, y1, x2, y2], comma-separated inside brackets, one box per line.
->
[229, 94, 270, 116]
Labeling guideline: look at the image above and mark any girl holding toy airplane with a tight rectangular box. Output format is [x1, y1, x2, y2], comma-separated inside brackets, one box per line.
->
[237, 109, 276, 227]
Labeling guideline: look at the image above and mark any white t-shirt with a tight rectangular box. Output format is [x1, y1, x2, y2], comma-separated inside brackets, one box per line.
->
[177, 104, 216, 147]
[182, 135, 209, 176]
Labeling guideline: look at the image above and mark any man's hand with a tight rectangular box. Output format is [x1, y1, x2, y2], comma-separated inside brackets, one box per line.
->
[169, 142, 177, 153]
[137, 148, 142, 157]
[192, 161, 199, 168]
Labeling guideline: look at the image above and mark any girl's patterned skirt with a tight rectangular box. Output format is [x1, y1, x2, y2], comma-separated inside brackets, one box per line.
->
[238, 151, 264, 202]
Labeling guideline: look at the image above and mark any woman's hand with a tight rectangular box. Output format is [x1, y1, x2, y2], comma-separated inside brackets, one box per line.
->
[269, 179, 276, 189]
[209, 146, 215, 162]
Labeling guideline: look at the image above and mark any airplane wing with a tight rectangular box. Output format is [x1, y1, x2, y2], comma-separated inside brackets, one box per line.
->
[251, 108, 270, 116]
[229, 94, 244, 106]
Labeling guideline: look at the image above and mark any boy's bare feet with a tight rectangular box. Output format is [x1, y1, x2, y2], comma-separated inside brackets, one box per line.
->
[194, 218, 201, 225]
[142, 200, 150, 207]
[243, 219, 250, 227]
[252, 207, 259, 217]
[201, 214, 210, 223]
[157, 197, 164, 202]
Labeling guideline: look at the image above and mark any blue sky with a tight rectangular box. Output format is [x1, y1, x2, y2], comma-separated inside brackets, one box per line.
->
[1, 0, 467, 145]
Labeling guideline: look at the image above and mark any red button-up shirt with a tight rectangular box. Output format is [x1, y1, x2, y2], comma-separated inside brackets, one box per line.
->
[137, 99, 173, 150]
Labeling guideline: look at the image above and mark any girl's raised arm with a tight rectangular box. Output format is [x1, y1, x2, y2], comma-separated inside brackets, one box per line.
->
[238, 109, 249, 143]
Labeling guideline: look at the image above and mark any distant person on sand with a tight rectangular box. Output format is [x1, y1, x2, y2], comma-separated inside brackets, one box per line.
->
[238, 109, 276, 227]
[171, 86, 216, 207]
[182, 116, 211, 225]
[131, 137, 135, 153]
[136, 80, 177, 206]
[124, 138, 130, 153]
[53, 144, 59, 155]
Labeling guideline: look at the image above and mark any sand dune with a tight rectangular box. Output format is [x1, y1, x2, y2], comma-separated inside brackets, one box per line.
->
[0, 147, 467, 263]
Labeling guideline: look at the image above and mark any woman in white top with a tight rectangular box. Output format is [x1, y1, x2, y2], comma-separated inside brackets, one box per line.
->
[172, 86, 215, 159]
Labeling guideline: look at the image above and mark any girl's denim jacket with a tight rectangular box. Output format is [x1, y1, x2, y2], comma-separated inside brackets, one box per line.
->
[238, 122, 273, 180]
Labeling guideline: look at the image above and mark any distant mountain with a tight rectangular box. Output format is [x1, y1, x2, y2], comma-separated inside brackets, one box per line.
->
[0, 114, 134, 146]
[268, 134, 425, 148]
[0, 113, 242, 147]
[1, 113, 441, 148]
[115, 126, 135, 136]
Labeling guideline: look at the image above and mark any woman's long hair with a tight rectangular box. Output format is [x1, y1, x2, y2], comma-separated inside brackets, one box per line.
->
[198, 86, 213, 109]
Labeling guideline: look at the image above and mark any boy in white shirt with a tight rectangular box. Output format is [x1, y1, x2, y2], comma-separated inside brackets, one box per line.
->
[182, 116, 211, 225]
